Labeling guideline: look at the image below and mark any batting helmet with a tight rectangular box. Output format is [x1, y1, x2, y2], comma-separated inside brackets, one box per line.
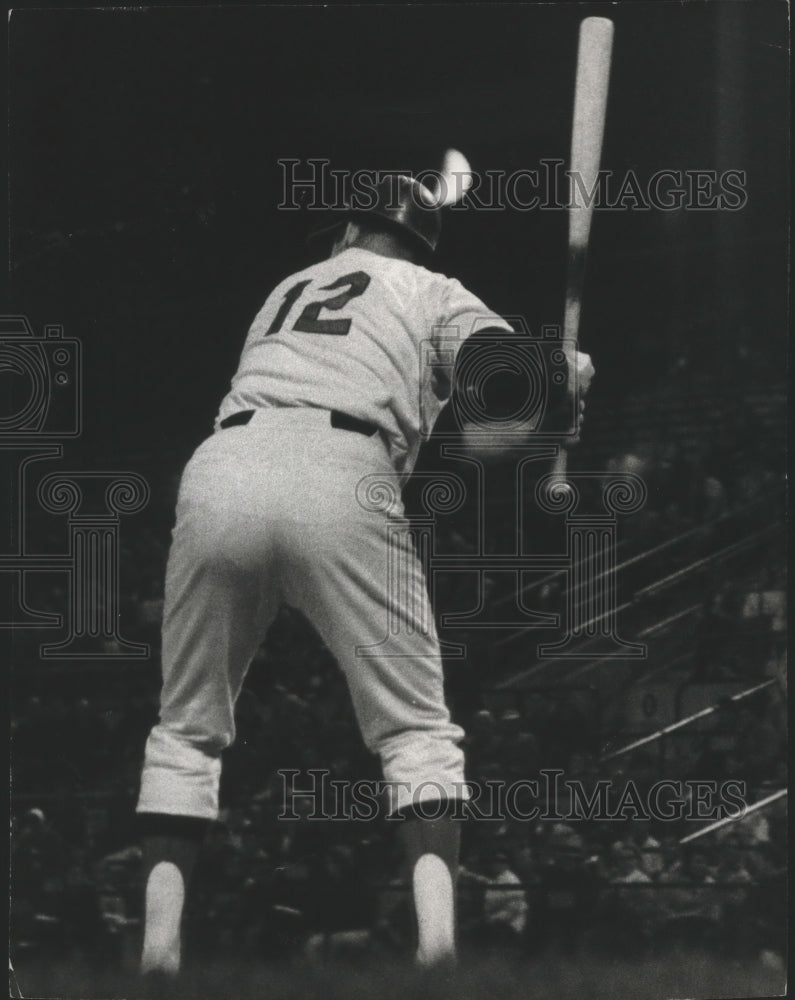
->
[309, 174, 442, 256]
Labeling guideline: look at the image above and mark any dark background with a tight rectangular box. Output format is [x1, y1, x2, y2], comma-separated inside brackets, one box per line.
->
[7, 2, 789, 467]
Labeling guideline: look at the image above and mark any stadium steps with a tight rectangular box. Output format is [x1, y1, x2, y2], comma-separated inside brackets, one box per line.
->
[489, 491, 784, 729]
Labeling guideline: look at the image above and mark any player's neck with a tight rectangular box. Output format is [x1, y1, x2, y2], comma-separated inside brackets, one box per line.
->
[347, 234, 416, 263]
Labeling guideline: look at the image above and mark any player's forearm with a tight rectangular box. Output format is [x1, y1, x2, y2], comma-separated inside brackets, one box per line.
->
[452, 327, 592, 419]
[454, 329, 593, 459]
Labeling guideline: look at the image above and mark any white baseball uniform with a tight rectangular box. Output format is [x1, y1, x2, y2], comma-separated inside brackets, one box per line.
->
[137, 246, 512, 819]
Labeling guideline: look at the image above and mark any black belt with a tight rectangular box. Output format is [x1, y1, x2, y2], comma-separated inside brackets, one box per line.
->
[220, 408, 378, 438]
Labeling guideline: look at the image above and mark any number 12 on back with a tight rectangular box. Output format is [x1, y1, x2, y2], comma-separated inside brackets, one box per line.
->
[266, 272, 371, 337]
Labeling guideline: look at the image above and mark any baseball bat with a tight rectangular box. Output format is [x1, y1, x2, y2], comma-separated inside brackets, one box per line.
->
[551, 16, 614, 480]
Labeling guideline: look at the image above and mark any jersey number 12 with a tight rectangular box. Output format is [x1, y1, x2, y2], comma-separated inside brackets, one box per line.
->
[266, 271, 371, 337]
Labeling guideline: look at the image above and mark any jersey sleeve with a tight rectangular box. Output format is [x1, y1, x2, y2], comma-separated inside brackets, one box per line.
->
[438, 277, 513, 345]
[428, 277, 513, 401]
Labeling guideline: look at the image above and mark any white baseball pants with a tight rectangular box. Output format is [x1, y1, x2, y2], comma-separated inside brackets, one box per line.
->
[137, 407, 466, 819]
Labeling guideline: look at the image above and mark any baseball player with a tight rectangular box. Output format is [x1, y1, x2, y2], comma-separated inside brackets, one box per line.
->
[135, 171, 594, 976]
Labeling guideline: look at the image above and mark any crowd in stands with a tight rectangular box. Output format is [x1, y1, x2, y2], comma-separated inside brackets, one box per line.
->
[11, 621, 787, 970]
[9, 776, 787, 969]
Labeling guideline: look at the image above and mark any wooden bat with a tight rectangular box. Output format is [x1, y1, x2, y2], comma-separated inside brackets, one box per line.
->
[551, 16, 614, 480]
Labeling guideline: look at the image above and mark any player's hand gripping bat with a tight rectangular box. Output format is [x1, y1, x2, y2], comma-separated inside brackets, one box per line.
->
[551, 16, 614, 481]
